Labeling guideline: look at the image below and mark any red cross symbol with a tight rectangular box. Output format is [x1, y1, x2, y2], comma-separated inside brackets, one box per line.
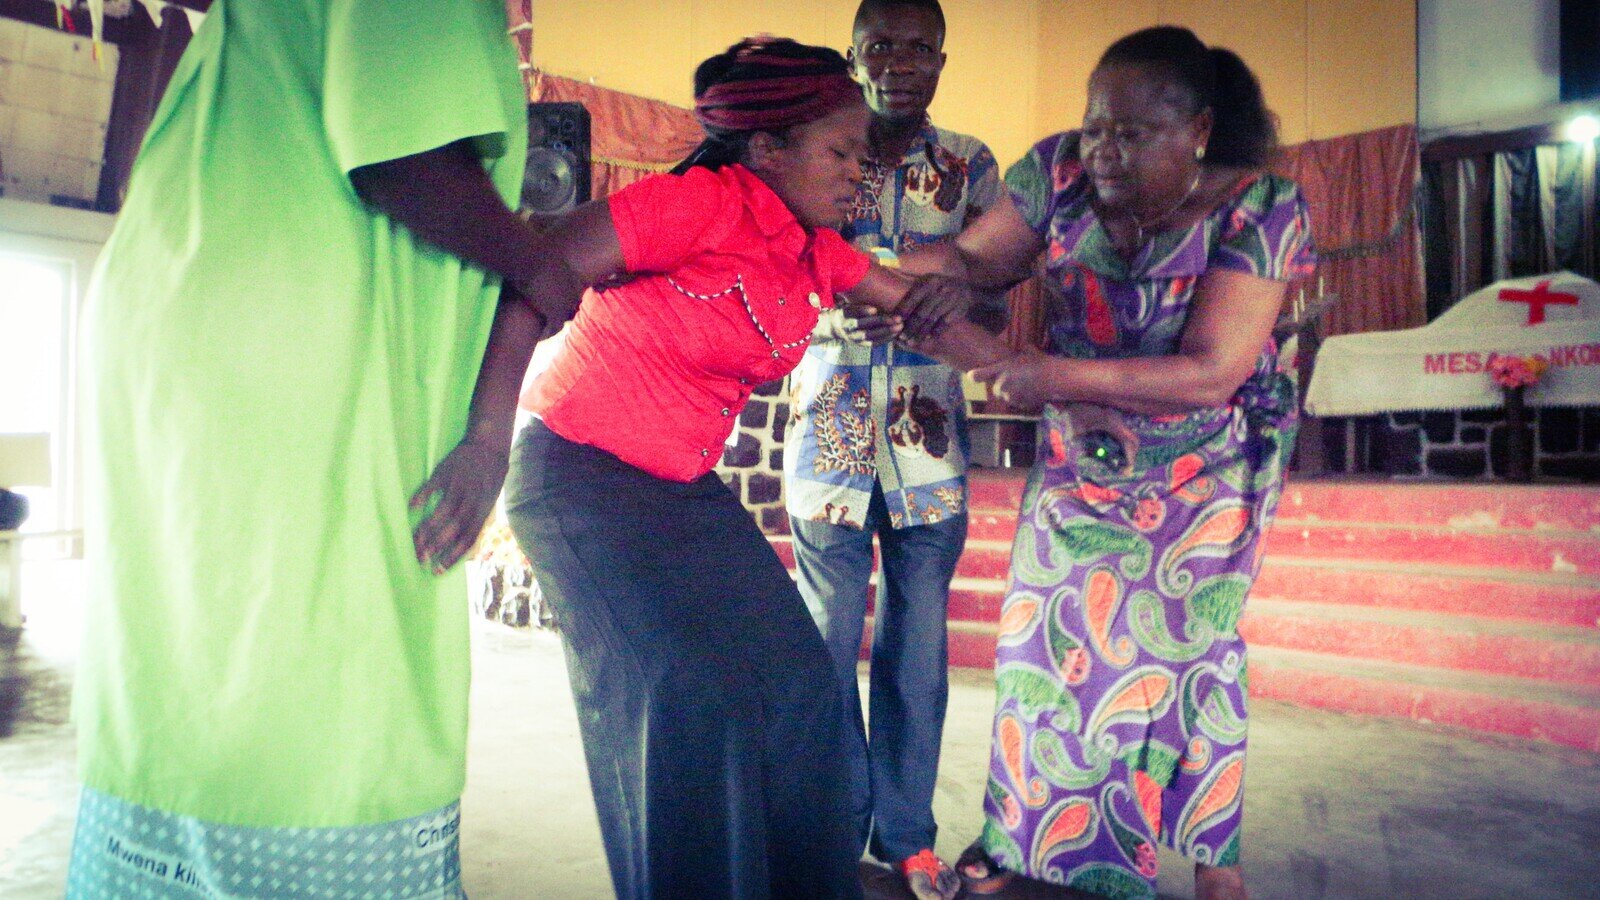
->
[1498, 279, 1579, 325]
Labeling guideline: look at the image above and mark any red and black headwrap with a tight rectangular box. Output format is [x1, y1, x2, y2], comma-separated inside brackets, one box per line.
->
[672, 36, 862, 174]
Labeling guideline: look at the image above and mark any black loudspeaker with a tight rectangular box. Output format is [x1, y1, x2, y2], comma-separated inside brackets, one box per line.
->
[522, 102, 592, 214]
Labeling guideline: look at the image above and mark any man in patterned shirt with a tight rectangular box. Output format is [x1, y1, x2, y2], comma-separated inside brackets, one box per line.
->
[782, 1, 1002, 896]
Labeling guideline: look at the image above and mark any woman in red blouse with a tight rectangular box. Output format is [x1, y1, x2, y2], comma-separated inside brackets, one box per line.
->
[406, 38, 1003, 898]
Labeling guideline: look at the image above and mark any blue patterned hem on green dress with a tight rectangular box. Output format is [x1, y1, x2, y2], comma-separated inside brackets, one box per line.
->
[66, 786, 465, 899]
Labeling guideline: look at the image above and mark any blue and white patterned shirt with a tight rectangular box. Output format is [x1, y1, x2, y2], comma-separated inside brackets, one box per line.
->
[783, 121, 1001, 529]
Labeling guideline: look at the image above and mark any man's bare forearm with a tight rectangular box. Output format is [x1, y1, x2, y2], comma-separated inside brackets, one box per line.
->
[463, 284, 545, 451]
[349, 141, 541, 284]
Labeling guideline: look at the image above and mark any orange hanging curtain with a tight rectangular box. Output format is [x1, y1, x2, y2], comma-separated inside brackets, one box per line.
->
[1275, 124, 1425, 336]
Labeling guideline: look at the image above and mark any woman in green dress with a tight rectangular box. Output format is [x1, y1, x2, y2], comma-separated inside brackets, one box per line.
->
[69, 2, 558, 896]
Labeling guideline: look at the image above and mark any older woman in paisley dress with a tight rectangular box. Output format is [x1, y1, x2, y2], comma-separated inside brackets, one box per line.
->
[900, 25, 1317, 900]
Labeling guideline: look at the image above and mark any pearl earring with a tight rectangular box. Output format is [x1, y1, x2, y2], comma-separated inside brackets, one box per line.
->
[1195, 146, 1206, 161]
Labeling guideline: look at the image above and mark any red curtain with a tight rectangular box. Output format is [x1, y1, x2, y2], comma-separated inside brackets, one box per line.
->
[1275, 124, 1425, 336]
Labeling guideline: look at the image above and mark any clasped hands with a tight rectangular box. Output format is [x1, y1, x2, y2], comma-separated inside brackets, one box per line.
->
[830, 271, 974, 346]
[848, 273, 1139, 474]
[839, 274, 1059, 410]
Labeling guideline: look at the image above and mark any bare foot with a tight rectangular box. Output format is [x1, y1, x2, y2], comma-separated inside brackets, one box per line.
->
[1195, 863, 1247, 900]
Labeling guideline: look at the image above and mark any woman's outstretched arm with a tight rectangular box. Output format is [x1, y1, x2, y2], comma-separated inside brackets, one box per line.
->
[971, 269, 1289, 417]
[849, 269, 1015, 372]
[900, 195, 1044, 289]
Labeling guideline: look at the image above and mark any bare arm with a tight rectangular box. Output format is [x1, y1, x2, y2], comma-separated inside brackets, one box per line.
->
[898, 196, 1043, 289]
[409, 285, 544, 571]
[454, 200, 625, 448]
[847, 267, 1015, 372]
[857, 196, 1043, 342]
[974, 269, 1290, 416]
[409, 198, 628, 571]
[349, 140, 543, 285]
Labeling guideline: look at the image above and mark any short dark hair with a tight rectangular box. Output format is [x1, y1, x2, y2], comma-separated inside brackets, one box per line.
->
[1098, 25, 1277, 168]
[852, 0, 946, 46]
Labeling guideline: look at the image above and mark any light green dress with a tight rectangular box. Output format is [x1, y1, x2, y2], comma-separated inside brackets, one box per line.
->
[76, 0, 526, 829]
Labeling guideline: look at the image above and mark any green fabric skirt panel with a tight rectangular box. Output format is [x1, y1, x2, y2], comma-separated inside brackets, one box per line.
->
[75, 0, 528, 827]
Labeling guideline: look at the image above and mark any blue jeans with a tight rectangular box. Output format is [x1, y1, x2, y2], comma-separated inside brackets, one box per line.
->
[789, 484, 968, 865]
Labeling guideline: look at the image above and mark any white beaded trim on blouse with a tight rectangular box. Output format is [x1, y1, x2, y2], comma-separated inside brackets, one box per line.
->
[667, 275, 812, 354]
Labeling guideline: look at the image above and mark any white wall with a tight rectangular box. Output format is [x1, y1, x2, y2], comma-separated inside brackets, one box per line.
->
[0, 197, 114, 546]
[1419, 0, 1562, 134]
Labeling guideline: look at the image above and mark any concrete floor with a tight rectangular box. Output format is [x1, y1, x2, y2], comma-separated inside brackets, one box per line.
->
[3, 561, 1600, 899]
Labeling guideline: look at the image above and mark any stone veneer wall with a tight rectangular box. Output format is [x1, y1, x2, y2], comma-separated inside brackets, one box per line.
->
[1323, 406, 1600, 480]
[716, 379, 794, 534]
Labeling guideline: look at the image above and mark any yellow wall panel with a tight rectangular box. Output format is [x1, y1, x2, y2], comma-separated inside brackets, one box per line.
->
[1034, 0, 1160, 157]
[1306, 0, 1415, 139]
[1160, 0, 1310, 144]
[933, 0, 1040, 168]
[530, 0, 696, 107]
[687, 0, 839, 77]
[529, 0, 1415, 167]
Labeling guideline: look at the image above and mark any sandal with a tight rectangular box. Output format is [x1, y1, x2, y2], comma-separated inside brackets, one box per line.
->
[899, 848, 960, 900]
[955, 843, 1015, 896]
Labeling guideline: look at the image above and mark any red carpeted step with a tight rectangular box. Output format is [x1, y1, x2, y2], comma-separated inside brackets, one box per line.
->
[772, 475, 1600, 753]
[966, 512, 1600, 572]
[1279, 479, 1600, 532]
[1253, 559, 1600, 628]
[970, 509, 1600, 576]
[1236, 599, 1600, 688]
[1247, 646, 1600, 753]
[972, 472, 1600, 532]
[967, 509, 1025, 543]
[949, 542, 1011, 581]
[773, 539, 1600, 632]
[947, 622, 1001, 670]
[947, 579, 1008, 622]
[859, 618, 1600, 753]
[1264, 520, 1600, 575]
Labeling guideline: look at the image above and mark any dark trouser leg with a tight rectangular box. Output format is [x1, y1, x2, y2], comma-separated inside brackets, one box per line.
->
[506, 423, 862, 900]
[787, 509, 878, 857]
[866, 497, 967, 864]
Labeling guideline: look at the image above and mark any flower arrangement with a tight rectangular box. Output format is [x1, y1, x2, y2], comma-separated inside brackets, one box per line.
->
[1487, 353, 1549, 390]
[1489, 353, 1548, 482]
